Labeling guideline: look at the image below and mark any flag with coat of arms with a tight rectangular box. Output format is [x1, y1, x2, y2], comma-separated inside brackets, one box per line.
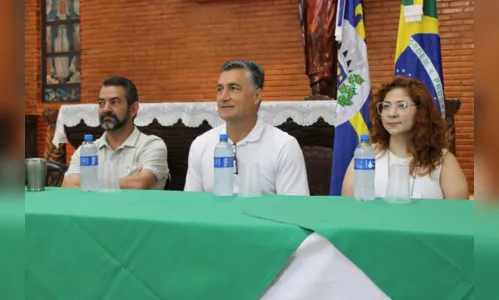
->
[394, 0, 446, 117]
[330, 0, 372, 196]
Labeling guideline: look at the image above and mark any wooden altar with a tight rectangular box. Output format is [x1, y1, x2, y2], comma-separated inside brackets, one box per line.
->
[64, 119, 334, 194]
[49, 101, 336, 195]
[25, 115, 38, 158]
[44, 99, 461, 195]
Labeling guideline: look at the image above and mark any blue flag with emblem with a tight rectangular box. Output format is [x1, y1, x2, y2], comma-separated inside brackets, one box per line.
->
[394, 0, 445, 116]
[330, 0, 372, 196]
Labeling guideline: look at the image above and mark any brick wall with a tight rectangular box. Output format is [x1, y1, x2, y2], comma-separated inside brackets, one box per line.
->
[25, 0, 474, 193]
[25, 0, 43, 157]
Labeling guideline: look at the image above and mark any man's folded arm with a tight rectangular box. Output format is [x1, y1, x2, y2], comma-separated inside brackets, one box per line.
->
[120, 139, 169, 190]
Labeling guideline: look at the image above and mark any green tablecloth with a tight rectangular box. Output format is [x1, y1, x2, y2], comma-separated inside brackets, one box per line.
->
[0, 197, 24, 300]
[26, 188, 474, 299]
[244, 195, 474, 299]
[475, 205, 499, 300]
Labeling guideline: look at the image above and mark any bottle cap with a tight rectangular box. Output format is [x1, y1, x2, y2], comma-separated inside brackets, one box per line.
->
[360, 134, 370, 142]
[84, 134, 94, 142]
[219, 133, 228, 142]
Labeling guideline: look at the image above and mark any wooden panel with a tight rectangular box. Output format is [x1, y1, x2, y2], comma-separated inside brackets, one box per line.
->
[65, 118, 334, 194]
[25, 115, 39, 158]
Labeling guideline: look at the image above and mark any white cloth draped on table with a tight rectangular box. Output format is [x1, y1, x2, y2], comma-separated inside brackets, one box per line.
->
[262, 233, 390, 300]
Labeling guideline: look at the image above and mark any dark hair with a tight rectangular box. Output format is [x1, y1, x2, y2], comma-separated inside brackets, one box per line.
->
[102, 76, 138, 106]
[220, 60, 265, 90]
[369, 76, 449, 176]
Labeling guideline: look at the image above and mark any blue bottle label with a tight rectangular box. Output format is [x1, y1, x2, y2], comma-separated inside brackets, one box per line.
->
[354, 158, 375, 170]
[214, 157, 234, 168]
[80, 155, 98, 167]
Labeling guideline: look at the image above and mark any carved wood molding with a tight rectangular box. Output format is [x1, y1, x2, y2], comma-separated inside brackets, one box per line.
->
[25, 115, 39, 158]
[444, 98, 462, 156]
[43, 108, 66, 164]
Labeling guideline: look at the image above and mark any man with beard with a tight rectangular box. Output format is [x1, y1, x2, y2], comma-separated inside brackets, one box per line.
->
[62, 77, 169, 190]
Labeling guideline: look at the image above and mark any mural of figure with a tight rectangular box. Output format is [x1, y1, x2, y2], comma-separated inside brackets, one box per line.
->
[69, 0, 81, 84]
[73, 0, 80, 15]
[44, 0, 81, 101]
[298, 0, 338, 100]
[46, 0, 79, 84]
[68, 22, 81, 84]
[54, 1, 72, 83]
[45, 26, 59, 85]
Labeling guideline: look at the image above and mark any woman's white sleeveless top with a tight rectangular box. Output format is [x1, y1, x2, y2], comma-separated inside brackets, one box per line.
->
[374, 149, 446, 199]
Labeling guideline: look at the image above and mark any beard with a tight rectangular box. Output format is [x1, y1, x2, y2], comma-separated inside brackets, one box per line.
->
[99, 111, 129, 131]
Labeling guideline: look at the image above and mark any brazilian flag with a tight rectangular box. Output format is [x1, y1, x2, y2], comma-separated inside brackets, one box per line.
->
[394, 0, 446, 116]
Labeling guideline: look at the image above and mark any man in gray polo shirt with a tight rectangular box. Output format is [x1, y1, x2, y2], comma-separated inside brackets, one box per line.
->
[62, 77, 169, 190]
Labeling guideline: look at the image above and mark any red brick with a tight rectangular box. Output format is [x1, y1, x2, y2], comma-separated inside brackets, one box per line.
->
[25, 0, 474, 193]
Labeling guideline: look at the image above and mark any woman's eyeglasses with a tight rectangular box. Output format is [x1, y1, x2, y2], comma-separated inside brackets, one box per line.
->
[376, 101, 418, 116]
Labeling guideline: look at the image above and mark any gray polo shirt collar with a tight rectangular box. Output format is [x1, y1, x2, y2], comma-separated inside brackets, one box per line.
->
[95, 126, 141, 150]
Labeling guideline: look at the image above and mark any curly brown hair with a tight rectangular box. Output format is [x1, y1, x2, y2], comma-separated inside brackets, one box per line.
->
[369, 76, 449, 176]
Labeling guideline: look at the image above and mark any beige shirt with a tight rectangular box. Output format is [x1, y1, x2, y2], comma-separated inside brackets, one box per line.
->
[65, 127, 169, 190]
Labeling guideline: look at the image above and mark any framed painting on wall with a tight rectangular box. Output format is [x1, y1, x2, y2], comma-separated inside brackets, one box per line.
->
[41, 0, 81, 102]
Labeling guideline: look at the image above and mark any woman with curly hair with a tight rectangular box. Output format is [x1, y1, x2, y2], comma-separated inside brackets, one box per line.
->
[342, 76, 468, 199]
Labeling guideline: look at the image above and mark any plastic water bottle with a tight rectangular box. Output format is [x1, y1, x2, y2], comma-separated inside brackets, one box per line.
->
[354, 134, 375, 201]
[213, 133, 234, 196]
[80, 134, 99, 192]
